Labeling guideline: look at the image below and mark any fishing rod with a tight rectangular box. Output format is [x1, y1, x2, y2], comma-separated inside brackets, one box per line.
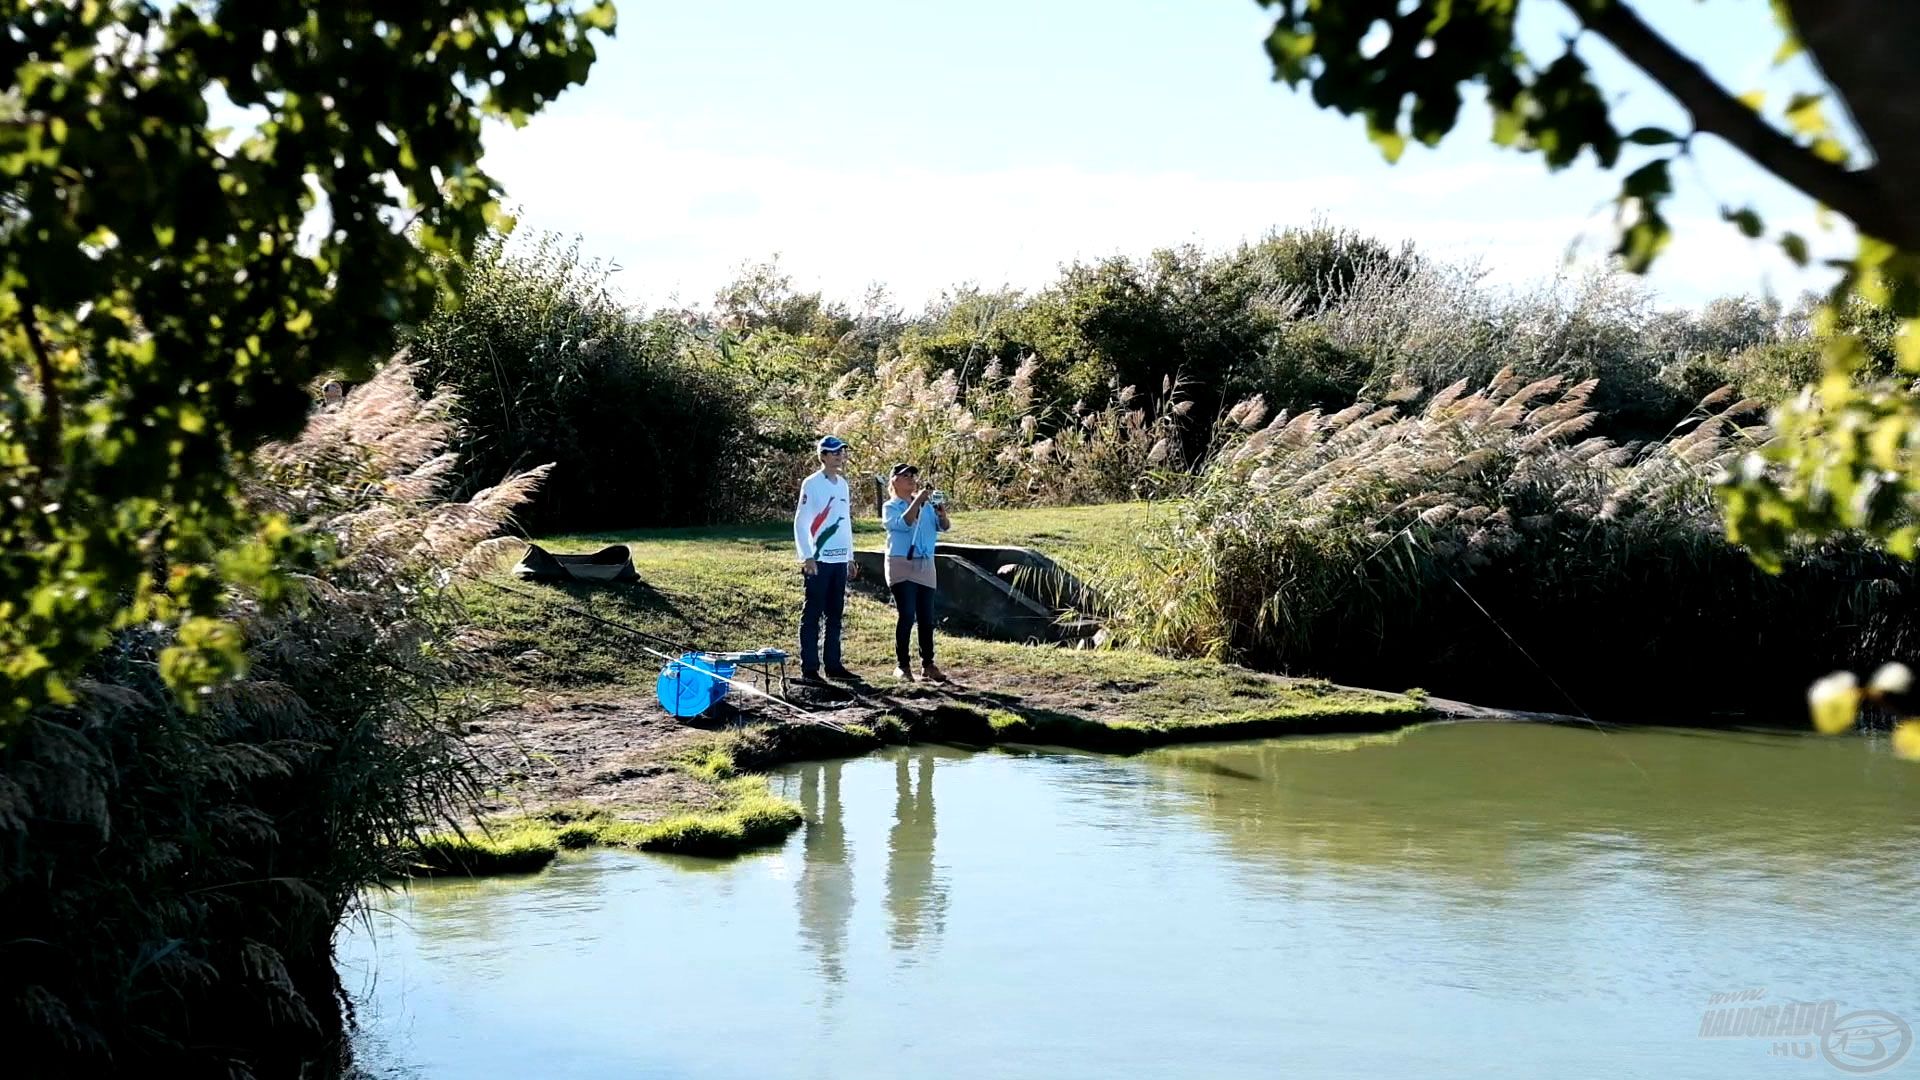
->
[469, 577, 843, 728]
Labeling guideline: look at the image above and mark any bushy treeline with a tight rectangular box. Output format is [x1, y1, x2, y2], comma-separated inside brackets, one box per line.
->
[412, 224, 1882, 532]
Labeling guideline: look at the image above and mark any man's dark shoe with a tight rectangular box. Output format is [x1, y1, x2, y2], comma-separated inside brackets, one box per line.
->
[824, 665, 860, 681]
[797, 669, 823, 685]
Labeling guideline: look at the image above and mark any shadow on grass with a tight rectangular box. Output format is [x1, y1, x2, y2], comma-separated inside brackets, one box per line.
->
[558, 577, 681, 618]
[497, 575, 700, 644]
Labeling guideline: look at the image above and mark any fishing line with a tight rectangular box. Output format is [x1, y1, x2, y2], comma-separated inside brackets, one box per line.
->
[1360, 528, 1649, 779]
[1437, 568, 1649, 780]
[470, 577, 841, 727]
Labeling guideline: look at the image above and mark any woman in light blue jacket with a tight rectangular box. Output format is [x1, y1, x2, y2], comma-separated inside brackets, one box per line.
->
[882, 463, 950, 682]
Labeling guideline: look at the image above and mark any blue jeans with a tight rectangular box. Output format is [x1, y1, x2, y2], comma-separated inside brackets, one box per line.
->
[799, 561, 848, 673]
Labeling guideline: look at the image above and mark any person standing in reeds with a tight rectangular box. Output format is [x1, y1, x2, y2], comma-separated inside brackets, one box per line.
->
[796, 435, 858, 682]
[882, 463, 950, 682]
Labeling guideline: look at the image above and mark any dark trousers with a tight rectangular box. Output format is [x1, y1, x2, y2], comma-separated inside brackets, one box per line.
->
[799, 561, 848, 673]
[890, 581, 936, 668]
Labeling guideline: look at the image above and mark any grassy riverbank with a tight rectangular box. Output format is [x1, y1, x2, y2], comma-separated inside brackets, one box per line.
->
[412, 505, 1431, 873]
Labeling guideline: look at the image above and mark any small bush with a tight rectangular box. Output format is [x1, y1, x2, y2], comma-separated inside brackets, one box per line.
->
[410, 828, 561, 876]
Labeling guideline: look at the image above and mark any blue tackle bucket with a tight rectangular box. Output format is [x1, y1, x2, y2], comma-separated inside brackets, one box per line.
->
[656, 652, 736, 718]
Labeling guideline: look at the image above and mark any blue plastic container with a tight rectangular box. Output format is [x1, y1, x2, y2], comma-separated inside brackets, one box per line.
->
[655, 652, 736, 718]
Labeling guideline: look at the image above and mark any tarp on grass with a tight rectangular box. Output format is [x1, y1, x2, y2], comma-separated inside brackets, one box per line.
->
[512, 543, 639, 584]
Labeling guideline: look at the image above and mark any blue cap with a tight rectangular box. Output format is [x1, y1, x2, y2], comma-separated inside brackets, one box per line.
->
[817, 435, 848, 453]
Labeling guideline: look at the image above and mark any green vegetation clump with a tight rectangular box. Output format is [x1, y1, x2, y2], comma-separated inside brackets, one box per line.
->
[3, 364, 554, 1072]
[410, 826, 565, 876]
[404, 234, 770, 532]
[407, 782, 808, 871]
[1083, 373, 1919, 718]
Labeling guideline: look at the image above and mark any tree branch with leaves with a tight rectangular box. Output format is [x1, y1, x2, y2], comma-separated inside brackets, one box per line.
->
[1256, 0, 1920, 743]
[0, 1, 615, 732]
[1255, 0, 1920, 558]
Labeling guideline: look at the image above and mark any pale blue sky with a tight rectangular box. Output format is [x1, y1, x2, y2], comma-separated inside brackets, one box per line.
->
[481, 0, 1851, 311]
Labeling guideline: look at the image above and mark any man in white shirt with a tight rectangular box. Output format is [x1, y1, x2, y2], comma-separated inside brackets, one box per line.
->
[794, 435, 858, 681]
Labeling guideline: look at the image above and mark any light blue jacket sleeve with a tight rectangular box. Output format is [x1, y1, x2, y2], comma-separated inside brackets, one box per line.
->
[883, 498, 910, 556]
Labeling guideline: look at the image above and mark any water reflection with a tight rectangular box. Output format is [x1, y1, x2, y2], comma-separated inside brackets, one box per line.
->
[1139, 722, 1920, 907]
[790, 749, 952, 987]
[885, 751, 947, 955]
[387, 856, 612, 973]
[792, 761, 852, 988]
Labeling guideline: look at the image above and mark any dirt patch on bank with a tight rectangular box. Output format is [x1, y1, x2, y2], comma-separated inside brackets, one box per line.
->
[466, 695, 718, 821]
[460, 661, 1451, 824]
[464, 687, 895, 821]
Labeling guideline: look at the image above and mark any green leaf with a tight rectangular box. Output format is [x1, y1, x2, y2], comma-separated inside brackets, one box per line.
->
[579, 2, 617, 32]
[1491, 107, 1524, 148]
[1898, 318, 1920, 374]
[1368, 124, 1408, 164]
[1781, 232, 1809, 266]
[1266, 28, 1317, 81]
[1769, 0, 1803, 64]
[1723, 206, 1764, 238]
[1617, 213, 1672, 274]
[1784, 92, 1827, 137]
[1624, 126, 1680, 146]
[1615, 161, 1673, 273]
[1620, 159, 1672, 200]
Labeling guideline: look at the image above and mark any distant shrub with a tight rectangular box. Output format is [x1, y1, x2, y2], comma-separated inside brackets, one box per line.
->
[1316, 262, 1706, 440]
[897, 224, 1415, 446]
[403, 232, 763, 531]
[1238, 320, 1374, 414]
